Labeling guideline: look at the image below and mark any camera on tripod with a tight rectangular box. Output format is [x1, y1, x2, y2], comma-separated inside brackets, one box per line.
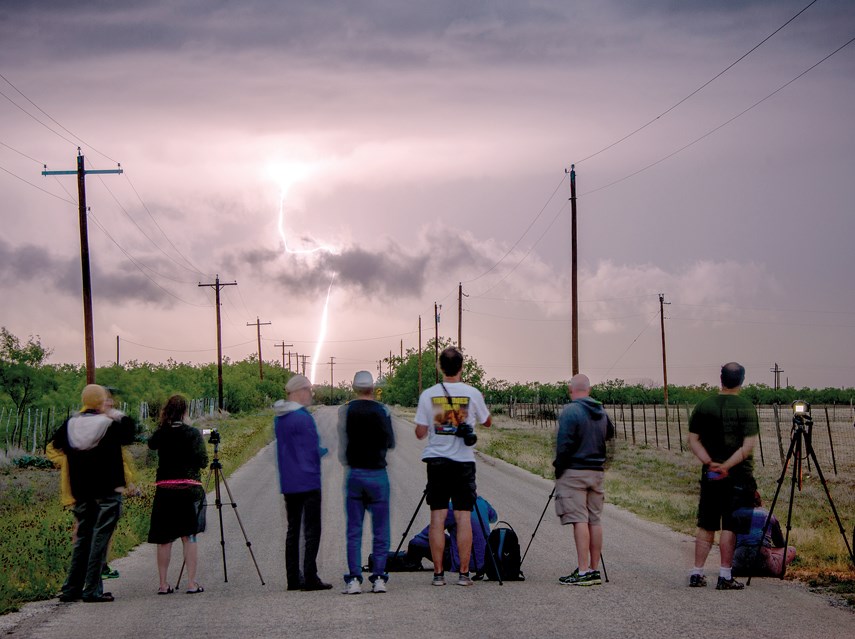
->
[202, 428, 221, 446]
[791, 400, 812, 430]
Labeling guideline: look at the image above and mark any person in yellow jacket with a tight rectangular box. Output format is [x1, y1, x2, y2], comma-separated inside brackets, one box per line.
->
[47, 390, 139, 578]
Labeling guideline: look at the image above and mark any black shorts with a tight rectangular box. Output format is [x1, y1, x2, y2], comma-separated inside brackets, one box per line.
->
[425, 458, 476, 512]
[696, 472, 756, 532]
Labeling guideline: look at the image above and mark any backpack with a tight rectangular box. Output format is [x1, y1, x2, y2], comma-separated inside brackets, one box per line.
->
[366, 550, 425, 573]
[485, 521, 525, 581]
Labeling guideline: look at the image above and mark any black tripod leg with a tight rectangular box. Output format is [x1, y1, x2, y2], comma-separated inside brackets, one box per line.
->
[392, 488, 428, 555]
[218, 472, 266, 585]
[778, 434, 802, 580]
[520, 487, 554, 569]
[804, 436, 855, 566]
[212, 466, 228, 582]
[472, 495, 503, 585]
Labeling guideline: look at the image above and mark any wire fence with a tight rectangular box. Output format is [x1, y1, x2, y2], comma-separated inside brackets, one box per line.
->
[0, 398, 217, 455]
[488, 400, 855, 476]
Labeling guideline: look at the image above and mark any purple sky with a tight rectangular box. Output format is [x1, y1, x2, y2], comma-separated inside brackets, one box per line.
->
[2, 0, 854, 390]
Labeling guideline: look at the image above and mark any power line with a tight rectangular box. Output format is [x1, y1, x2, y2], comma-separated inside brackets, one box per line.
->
[0, 162, 75, 204]
[602, 311, 661, 378]
[120, 337, 255, 353]
[583, 34, 855, 198]
[0, 140, 44, 165]
[574, 0, 821, 166]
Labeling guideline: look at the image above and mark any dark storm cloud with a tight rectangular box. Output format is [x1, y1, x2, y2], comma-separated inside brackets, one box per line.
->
[0, 238, 184, 307]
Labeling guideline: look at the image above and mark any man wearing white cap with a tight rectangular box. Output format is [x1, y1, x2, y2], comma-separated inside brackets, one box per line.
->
[274, 375, 332, 591]
[337, 371, 395, 594]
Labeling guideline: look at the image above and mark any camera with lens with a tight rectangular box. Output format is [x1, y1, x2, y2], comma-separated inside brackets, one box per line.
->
[202, 428, 221, 445]
[791, 400, 812, 430]
[455, 423, 477, 447]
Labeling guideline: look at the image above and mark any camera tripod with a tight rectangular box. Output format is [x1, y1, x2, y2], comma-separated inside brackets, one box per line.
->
[179, 430, 265, 586]
[746, 409, 854, 585]
[521, 487, 609, 582]
[393, 487, 504, 584]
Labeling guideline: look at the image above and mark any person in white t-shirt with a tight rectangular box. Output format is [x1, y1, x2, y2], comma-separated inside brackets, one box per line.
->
[415, 347, 492, 587]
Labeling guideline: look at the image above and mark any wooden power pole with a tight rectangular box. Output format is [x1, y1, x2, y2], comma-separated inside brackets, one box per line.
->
[434, 302, 441, 383]
[199, 275, 237, 411]
[43, 151, 122, 384]
[275, 340, 293, 369]
[659, 293, 671, 432]
[418, 315, 423, 395]
[569, 165, 579, 376]
[247, 317, 272, 380]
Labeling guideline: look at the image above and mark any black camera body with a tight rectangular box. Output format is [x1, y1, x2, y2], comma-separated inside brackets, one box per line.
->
[208, 428, 221, 446]
[456, 423, 477, 447]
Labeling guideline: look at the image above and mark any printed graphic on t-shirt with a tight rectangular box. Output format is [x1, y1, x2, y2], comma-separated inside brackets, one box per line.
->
[431, 396, 470, 436]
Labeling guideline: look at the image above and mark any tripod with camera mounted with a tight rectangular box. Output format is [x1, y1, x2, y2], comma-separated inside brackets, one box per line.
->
[178, 429, 265, 586]
[746, 401, 854, 586]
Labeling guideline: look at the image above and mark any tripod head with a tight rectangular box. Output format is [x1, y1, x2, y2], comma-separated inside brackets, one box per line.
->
[791, 400, 813, 433]
[202, 428, 223, 469]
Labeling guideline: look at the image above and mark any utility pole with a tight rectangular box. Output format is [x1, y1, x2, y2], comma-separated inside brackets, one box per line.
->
[329, 357, 335, 396]
[247, 317, 272, 380]
[418, 315, 423, 395]
[116, 335, 120, 366]
[275, 341, 293, 369]
[390, 349, 393, 375]
[301, 355, 310, 376]
[659, 293, 671, 432]
[770, 363, 784, 391]
[458, 282, 468, 350]
[199, 275, 237, 411]
[378, 359, 382, 378]
[568, 165, 579, 376]
[434, 302, 441, 383]
[43, 150, 123, 384]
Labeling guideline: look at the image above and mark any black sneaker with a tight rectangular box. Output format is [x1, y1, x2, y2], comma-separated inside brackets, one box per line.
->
[715, 576, 744, 590]
[689, 574, 707, 588]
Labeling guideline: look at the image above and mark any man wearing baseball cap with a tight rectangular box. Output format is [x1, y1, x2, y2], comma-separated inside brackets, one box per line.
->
[274, 375, 332, 591]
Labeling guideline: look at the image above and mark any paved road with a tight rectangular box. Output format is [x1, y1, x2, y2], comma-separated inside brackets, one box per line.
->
[4, 406, 854, 638]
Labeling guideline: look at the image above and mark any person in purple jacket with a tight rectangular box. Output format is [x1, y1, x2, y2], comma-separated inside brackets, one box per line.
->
[274, 374, 332, 592]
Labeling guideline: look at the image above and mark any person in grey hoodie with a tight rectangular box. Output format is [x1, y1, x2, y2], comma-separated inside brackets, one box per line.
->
[273, 374, 332, 591]
[553, 374, 615, 586]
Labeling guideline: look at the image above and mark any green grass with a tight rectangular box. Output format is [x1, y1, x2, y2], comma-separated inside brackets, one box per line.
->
[0, 411, 274, 615]
[477, 424, 855, 604]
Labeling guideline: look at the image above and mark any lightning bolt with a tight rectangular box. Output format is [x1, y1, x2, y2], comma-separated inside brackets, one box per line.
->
[274, 179, 337, 384]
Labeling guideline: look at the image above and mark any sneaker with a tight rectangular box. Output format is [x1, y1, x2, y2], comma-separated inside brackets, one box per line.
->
[715, 576, 745, 590]
[689, 574, 707, 588]
[101, 564, 120, 579]
[573, 570, 602, 586]
[456, 572, 474, 586]
[432, 572, 446, 587]
[342, 579, 362, 595]
[558, 568, 580, 585]
[371, 578, 387, 594]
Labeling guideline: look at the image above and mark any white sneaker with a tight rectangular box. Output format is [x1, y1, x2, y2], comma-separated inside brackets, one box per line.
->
[371, 578, 387, 593]
[342, 578, 362, 595]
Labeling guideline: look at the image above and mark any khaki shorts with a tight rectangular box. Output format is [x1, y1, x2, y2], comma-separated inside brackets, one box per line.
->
[554, 469, 605, 525]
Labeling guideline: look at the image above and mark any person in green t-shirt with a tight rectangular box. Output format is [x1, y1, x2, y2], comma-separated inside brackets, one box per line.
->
[687, 362, 759, 591]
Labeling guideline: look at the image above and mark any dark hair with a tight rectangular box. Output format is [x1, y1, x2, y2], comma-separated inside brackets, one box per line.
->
[159, 394, 188, 429]
[439, 347, 464, 377]
[720, 362, 745, 389]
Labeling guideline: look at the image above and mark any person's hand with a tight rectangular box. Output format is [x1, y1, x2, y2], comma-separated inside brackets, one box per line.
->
[707, 462, 728, 480]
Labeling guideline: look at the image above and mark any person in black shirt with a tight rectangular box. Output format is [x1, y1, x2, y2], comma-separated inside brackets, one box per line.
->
[337, 371, 395, 594]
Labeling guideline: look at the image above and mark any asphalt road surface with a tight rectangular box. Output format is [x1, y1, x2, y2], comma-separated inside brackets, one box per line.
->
[3, 406, 854, 638]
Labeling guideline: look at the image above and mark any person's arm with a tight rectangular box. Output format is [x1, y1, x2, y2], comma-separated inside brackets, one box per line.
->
[414, 394, 430, 439]
[337, 404, 349, 465]
[554, 407, 579, 469]
[769, 514, 786, 548]
[718, 435, 758, 476]
[415, 423, 428, 440]
[688, 432, 713, 466]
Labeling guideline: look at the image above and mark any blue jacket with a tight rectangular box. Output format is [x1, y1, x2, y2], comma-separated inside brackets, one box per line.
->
[274, 400, 326, 494]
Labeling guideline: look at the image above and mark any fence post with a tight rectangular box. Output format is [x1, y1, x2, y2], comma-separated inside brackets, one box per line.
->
[620, 404, 627, 440]
[755, 404, 765, 467]
[773, 404, 785, 464]
[630, 403, 636, 445]
[824, 406, 838, 475]
[642, 403, 648, 446]
[663, 403, 671, 451]
[677, 403, 684, 452]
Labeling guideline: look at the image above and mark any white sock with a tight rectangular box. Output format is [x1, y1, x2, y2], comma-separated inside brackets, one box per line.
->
[720, 567, 732, 580]
[691, 567, 704, 576]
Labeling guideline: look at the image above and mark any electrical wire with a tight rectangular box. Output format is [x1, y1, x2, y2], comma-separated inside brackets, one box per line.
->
[583, 34, 855, 198]
[120, 337, 255, 353]
[0, 140, 44, 165]
[0, 163, 75, 204]
[602, 310, 660, 378]
[574, 0, 821, 166]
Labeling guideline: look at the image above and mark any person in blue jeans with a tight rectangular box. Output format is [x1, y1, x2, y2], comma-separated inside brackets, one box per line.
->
[337, 371, 396, 594]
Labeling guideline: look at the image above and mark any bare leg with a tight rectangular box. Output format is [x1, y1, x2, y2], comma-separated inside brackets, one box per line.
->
[429, 510, 449, 573]
[694, 529, 715, 568]
[157, 543, 173, 590]
[182, 536, 199, 589]
[719, 530, 736, 568]
[573, 523, 591, 572]
[589, 523, 603, 571]
[453, 509, 472, 574]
